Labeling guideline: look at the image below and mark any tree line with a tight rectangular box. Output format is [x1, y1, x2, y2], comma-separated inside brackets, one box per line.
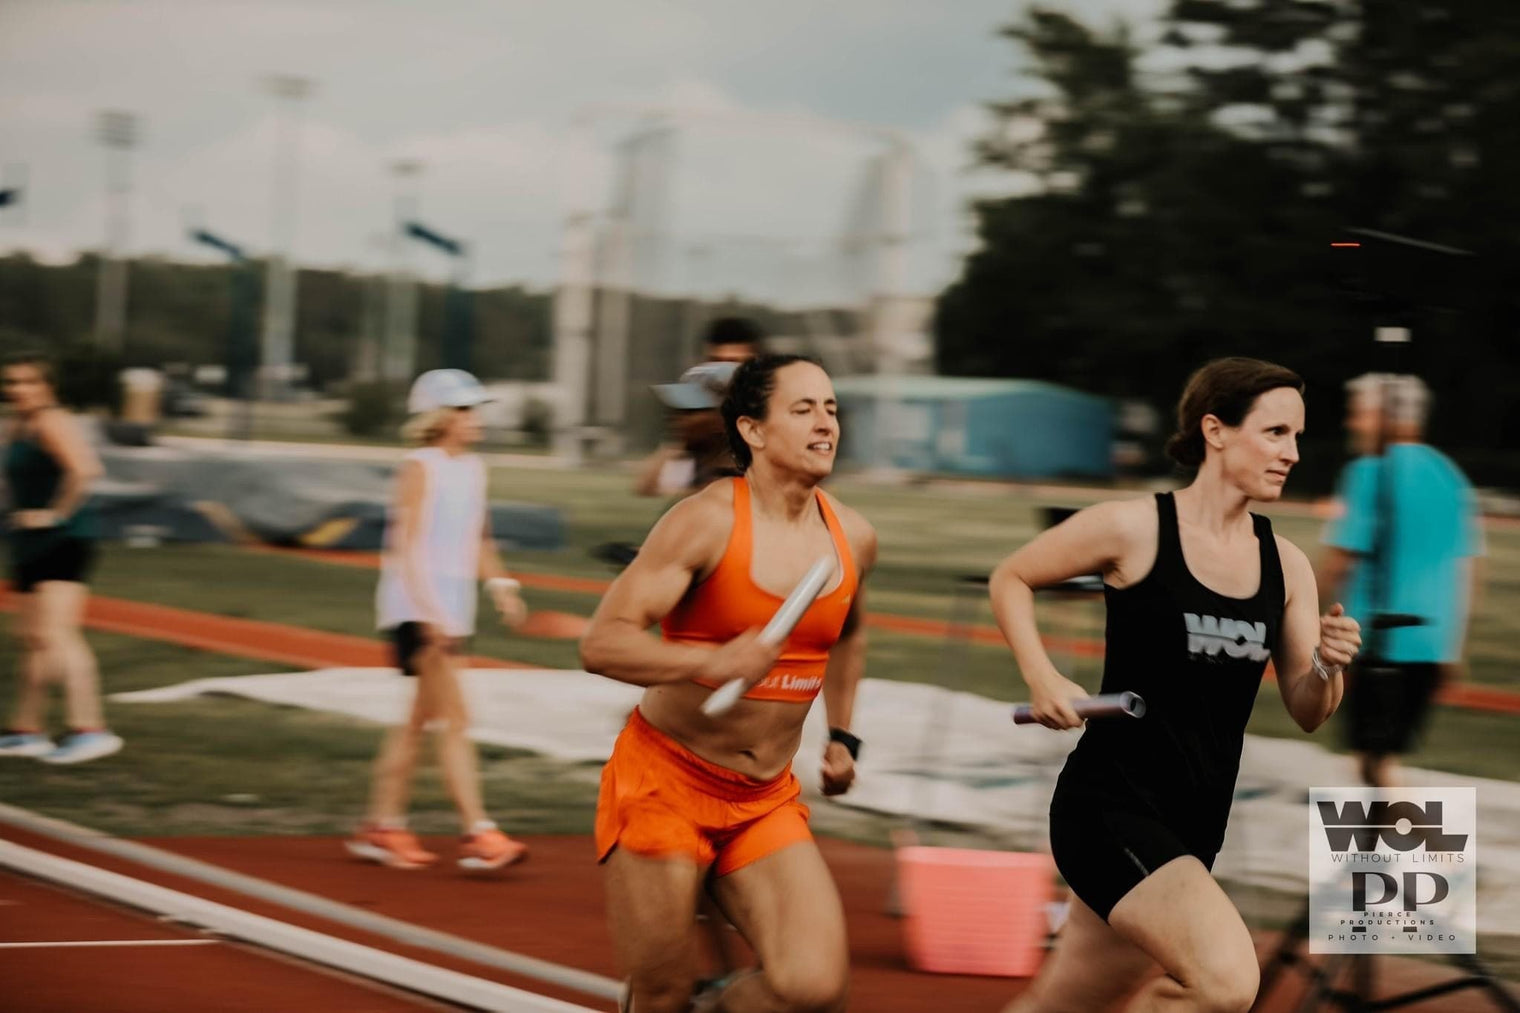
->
[935, 2, 1520, 489]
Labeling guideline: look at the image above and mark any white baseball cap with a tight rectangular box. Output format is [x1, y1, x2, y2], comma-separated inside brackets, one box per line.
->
[407, 369, 493, 413]
[652, 360, 740, 410]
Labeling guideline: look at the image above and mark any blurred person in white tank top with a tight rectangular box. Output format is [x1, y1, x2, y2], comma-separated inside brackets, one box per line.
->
[348, 370, 532, 872]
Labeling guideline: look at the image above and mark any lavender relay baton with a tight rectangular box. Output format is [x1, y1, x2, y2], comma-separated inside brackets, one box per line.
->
[1012, 691, 1146, 725]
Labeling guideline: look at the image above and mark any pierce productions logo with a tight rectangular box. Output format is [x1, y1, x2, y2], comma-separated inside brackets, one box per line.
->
[1308, 788, 1477, 954]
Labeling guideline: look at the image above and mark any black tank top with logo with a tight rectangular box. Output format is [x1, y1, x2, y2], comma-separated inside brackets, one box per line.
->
[1054, 492, 1285, 854]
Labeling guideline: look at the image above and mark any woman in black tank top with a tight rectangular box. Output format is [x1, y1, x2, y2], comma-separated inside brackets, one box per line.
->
[0, 352, 121, 766]
[990, 358, 1363, 1013]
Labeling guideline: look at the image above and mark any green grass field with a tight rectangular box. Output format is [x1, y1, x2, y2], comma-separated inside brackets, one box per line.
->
[1, 460, 1515, 844]
[0, 631, 602, 839]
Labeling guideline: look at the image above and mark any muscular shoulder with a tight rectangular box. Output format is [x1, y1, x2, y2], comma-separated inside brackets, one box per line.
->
[683, 474, 737, 521]
[822, 490, 878, 571]
[646, 477, 737, 572]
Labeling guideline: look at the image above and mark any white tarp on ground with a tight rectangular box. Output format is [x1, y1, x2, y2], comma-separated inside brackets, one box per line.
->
[115, 668, 1520, 936]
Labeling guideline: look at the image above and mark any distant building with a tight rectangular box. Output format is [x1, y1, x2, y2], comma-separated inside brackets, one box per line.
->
[832, 375, 1113, 480]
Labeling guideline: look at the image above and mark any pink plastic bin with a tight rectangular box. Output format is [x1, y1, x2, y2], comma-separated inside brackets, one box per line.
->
[896, 846, 1054, 977]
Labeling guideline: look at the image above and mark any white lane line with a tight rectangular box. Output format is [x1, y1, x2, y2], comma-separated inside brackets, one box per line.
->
[0, 939, 219, 949]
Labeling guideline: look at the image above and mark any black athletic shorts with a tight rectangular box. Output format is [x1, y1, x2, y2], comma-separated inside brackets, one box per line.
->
[1343, 660, 1442, 755]
[389, 622, 429, 676]
[387, 622, 466, 676]
[1048, 790, 1219, 923]
[10, 536, 96, 593]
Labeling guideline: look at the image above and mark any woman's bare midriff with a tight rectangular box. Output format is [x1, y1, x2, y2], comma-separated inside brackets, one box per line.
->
[638, 681, 810, 781]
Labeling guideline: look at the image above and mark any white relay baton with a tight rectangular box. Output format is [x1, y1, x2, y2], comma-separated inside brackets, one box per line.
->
[701, 554, 836, 718]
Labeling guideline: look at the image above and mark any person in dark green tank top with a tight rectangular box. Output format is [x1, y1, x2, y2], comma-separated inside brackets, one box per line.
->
[0, 352, 122, 765]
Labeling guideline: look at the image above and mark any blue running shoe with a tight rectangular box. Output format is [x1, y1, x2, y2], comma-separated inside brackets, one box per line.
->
[0, 731, 55, 758]
[40, 730, 124, 765]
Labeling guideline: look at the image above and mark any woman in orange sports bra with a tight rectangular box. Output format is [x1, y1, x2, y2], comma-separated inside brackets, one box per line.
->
[581, 354, 877, 1013]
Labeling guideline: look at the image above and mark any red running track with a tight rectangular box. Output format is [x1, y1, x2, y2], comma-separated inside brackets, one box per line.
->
[0, 868, 443, 1012]
[150, 833, 1513, 1013]
[0, 822, 1510, 1011]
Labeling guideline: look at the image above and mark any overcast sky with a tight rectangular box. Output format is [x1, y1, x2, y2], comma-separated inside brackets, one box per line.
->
[0, 0, 1161, 295]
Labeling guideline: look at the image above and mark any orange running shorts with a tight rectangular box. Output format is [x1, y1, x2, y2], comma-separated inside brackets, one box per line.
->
[595, 708, 812, 876]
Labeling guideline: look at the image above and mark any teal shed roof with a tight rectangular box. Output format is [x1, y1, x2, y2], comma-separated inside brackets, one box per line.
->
[829, 375, 1109, 407]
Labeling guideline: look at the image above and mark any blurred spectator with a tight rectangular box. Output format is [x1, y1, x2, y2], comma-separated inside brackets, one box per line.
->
[0, 351, 122, 764]
[635, 361, 741, 497]
[701, 315, 763, 364]
[351, 368, 530, 871]
[634, 317, 759, 498]
[1318, 373, 1485, 788]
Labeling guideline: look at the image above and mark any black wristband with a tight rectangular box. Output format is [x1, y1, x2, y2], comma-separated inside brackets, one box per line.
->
[828, 727, 861, 761]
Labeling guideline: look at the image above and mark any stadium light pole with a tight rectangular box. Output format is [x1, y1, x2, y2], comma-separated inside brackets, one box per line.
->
[259, 74, 314, 401]
[354, 232, 390, 382]
[402, 219, 473, 372]
[383, 159, 424, 382]
[190, 226, 257, 441]
[871, 140, 916, 376]
[93, 110, 139, 352]
[592, 124, 673, 455]
[551, 113, 597, 466]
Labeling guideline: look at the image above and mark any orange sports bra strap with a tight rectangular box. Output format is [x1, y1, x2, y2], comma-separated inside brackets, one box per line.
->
[731, 476, 752, 560]
[815, 489, 856, 583]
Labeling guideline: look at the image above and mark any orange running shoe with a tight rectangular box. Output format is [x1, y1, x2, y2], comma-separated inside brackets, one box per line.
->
[344, 825, 439, 870]
[458, 827, 528, 871]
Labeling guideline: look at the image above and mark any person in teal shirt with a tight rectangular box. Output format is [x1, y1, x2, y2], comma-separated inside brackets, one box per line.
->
[1319, 373, 1484, 788]
[0, 351, 122, 764]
